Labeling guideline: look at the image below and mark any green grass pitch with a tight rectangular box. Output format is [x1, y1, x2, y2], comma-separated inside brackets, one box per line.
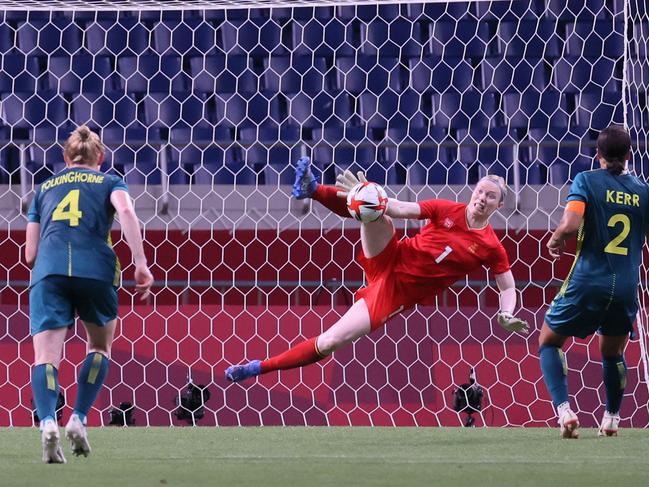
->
[1, 427, 648, 487]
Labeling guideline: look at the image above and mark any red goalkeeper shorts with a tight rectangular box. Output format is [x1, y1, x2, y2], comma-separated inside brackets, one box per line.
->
[355, 235, 446, 330]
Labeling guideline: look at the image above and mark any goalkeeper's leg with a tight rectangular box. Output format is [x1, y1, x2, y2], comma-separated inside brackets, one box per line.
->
[225, 298, 372, 382]
[292, 156, 350, 217]
[538, 322, 579, 438]
[598, 334, 628, 437]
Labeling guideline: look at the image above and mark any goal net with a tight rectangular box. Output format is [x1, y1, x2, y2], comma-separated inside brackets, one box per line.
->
[0, 0, 648, 427]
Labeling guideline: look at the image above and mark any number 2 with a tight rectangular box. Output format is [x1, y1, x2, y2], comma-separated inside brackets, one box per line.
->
[604, 213, 630, 256]
[52, 189, 83, 227]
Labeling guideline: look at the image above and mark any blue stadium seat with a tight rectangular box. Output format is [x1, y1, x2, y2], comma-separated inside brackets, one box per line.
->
[72, 92, 139, 130]
[407, 1, 472, 20]
[288, 92, 353, 128]
[574, 91, 624, 131]
[545, 0, 611, 19]
[214, 92, 283, 129]
[384, 126, 457, 184]
[502, 90, 569, 131]
[271, 6, 334, 22]
[426, 20, 491, 58]
[311, 126, 379, 183]
[408, 57, 474, 94]
[336, 56, 404, 94]
[359, 89, 425, 130]
[168, 126, 242, 184]
[240, 125, 302, 185]
[262, 56, 329, 95]
[47, 56, 115, 94]
[456, 127, 517, 182]
[480, 57, 547, 93]
[16, 19, 83, 56]
[474, 1, 543, 21]
[0, 22, 15, 54]
[432, 91, 498, 130]
[117, 55, 187, 94]
[291, 19, 355, 57]
[525, 128, 594, 184]
[85, 19, 149, 55]
[336, 4, 401, 22]
[565, 20, 624, 58]
[0, 54, 41, 94]
[1, 91, 65, 132]
[633, 22, 649, 58]
[496, 20, 563, 59]
[223, 8, 269, 21]
[219, 19, 285, 57]
[189, 56, 258, 95]
[152, 19, 218, 55]
[28, 130, 65, 182]
[360, 18, 424, 57]
[552, 57, 621, 94]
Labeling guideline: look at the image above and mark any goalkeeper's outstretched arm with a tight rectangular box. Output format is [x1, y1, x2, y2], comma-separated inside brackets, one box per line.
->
[495, 270, 529, 334]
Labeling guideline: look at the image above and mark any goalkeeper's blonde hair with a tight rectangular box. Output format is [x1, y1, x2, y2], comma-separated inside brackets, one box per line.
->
[479, 175, 507, 203]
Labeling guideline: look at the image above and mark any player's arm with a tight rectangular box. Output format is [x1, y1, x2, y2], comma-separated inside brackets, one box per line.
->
[547, 201, 584, 259]
[335, 170, 422, 219]
[110, 189, 154, 300]
[494, 270, 529, 334]
[25, 222, 40, 268]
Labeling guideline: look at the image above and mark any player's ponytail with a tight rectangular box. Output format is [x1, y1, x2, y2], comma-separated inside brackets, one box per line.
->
[64, 125, 105, 166]
[597, 125, 631, 176]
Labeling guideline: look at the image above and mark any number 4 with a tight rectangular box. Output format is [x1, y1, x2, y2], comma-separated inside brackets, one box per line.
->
[52, 189, 83, 227]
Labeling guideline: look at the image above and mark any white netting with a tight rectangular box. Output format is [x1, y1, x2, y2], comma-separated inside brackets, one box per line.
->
[1, 0, 648, 427]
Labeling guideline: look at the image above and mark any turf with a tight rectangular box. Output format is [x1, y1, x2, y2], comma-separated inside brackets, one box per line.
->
[1, 427, 648, 487]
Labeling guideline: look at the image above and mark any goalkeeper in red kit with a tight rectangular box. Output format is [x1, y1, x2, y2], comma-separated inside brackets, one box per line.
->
[225, 157, 528, 382]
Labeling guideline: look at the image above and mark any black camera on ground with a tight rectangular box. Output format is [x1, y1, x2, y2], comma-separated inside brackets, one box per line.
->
[174, 383, 211, 424]
[452, 368, 484, 427]
[108, 401, 136, 426]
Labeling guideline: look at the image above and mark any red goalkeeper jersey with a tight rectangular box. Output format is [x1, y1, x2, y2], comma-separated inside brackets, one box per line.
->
[394, 199, 510, 286]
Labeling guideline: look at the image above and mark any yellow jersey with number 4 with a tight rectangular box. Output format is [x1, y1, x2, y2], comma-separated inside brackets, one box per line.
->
[27, 167, 128, 286]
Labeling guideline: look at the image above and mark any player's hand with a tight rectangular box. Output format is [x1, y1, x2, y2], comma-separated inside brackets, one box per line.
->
[547, 237, 565, 259]
[335, 170, 367, 198]
[497, 312, 529, 334]
[134, 264, 154, 301]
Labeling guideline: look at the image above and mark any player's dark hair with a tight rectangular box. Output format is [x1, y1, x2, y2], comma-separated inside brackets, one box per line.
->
[597, 124, 631, 175]
[64, 125, 104, 166]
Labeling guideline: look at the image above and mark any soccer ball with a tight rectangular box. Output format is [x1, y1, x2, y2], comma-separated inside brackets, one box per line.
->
[346, 182, 388, 223]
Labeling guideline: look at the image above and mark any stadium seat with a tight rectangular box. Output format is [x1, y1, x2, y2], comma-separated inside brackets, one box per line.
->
[214, 92, 283, 129]
[552, 57, 621, 94]
[240, 125, 302, 185]
[496, 20, 563, 59]
[336, 4, 401, 22]
[545, 0, 611, 19]
[28, 128, 65, 182]
[502, 89, 569, 131]
[565, 20, 624, 58]
[336, 56, 404, 95]
[456, 127, 517, 183]
[574, 91, 624, 131]
[432, 91, 498, 130]
[0, 22, 15, 54]
[408, 57, 474, 94]
[188, 55, 258, 95]
[16, 19, 83, 56]
[474, 1, 543, 21]
[407, 1, 472, 20]
[632, 22, 649, 58]
[311, 126, 379, 183]
[47, 55, 115, 94]
[526, 128, 594, 184]
[1, 91, 68, 134]
[384, 126, 457, 184]
[480, 57, 547, 93]
[85, 19, 149, 55]
[360, 18, 424, 57]
[117, 55, 187, 94]
[262, 56, 329, 95]
[0, 54, 41, 94]
[426, 20, 491, 58]
[288, 92, 353, 129]
[359, 89, 425, 130]
[291, 19, 355, 57]
[271, 6, 334, 22]
[219, 19, 285, 57]
[152, 19, 218, 55]
[72, 92, 139, 130]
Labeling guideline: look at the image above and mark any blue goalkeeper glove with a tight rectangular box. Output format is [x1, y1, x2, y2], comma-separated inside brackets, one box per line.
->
[497, 312, 529, 334]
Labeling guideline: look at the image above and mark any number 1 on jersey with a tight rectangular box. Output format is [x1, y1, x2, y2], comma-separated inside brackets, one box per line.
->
[52, 189, 83, 227]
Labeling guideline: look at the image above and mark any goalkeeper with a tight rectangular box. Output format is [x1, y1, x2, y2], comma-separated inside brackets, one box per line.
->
[226, 157, 528, 382]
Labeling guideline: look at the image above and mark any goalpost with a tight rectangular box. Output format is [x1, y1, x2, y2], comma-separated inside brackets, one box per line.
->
[0, 0, 648, 428]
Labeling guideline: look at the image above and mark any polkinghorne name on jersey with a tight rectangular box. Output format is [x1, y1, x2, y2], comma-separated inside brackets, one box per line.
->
[605, 190, 640, 207]
[40, 171, 106, 191]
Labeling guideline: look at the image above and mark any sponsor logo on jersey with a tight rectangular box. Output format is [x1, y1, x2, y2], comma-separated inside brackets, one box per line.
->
[443, 217, 454, 229]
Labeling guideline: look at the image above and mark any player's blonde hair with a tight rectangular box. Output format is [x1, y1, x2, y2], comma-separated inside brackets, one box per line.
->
[64, 125, 104, 166]
[479, 175, 508, 203]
